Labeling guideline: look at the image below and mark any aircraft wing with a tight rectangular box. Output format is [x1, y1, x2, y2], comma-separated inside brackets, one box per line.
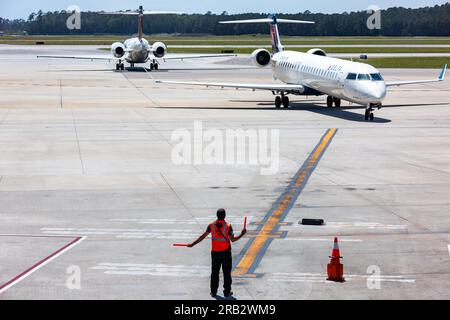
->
[37, 55, 118, 62]
[157, 54, 237, 61]
[155, 80, 304, 92]
[385, 64, 446, 87]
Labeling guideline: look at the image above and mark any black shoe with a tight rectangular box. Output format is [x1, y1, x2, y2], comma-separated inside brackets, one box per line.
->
[210, 292, 217, 298]
[224, 291, 233, 297]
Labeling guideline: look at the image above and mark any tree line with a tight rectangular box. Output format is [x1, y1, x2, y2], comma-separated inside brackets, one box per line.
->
[1, 3, 450, 36]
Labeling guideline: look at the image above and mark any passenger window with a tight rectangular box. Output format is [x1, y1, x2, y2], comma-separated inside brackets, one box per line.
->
[346, 73, 357, 80]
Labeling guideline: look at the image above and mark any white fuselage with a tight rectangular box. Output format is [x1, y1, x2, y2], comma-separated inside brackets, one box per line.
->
[272, 51, 387, 105]
[123, 37, 151, 63]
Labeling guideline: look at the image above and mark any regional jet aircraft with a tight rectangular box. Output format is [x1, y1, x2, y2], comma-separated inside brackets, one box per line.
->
[37, 6, 235, 71]
[156, 15, 447, 121]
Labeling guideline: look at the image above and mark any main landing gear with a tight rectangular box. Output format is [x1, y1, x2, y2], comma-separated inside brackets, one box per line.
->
[116, 60, 125, 71]
[275, 94, 290, 109]
[149, 60, 159, 71]
[327, 96, 341, 108]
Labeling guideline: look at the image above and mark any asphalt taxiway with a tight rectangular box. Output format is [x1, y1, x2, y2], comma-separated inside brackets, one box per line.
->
[0, 45, 449, 299]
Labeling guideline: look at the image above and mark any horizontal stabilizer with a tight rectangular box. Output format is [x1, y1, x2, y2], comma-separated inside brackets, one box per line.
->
[220, 18, 314, 24]
[37, 55, 115, 61]
[100, 11, 183, 15]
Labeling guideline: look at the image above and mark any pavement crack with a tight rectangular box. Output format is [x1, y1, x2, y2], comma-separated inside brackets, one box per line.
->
[131, 109, 200, 174]
[0, 108, 11, 126]
[121, 72, 162, 108]
[160, 172, 203, 231]
[71, 110, 86, 175]
[59, 79, 64, 110]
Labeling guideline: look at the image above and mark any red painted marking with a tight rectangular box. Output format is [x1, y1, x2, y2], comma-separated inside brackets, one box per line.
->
[244, 217, 247, 230]
[0, 236, 82, 292]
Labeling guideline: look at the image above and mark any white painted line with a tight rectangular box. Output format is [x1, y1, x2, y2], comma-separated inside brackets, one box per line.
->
[269, 272, 415, 284]
[0, 236, 87, 294]
[110, 216, 253, 225]
[41, 227, 199, 239]
[448, 244, 450, 257]
[281, 238, 362, 242]
[289, 222, 407, 230]
[92, 263, 210, 277]
[0, 233, 79, 239]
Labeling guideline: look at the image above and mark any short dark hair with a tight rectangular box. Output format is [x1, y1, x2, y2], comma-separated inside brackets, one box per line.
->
[217, 208, 226, 220]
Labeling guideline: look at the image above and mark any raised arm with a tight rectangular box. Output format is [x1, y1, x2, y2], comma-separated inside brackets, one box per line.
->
[230, 228, 247, 243]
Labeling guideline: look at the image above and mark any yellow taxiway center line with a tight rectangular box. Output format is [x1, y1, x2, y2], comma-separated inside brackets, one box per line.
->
[233, 128, 337, 277]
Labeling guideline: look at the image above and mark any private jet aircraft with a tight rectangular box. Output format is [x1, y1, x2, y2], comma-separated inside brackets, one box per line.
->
[37, 6, 235, 71]
[156, 14, 447, 121]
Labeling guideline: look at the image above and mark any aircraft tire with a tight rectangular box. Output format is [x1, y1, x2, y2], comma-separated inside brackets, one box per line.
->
[327, 96, 333, 108]
[334, 98, 341, 107]
[275, 96, 282, 108]
[282, 96, 290, 108]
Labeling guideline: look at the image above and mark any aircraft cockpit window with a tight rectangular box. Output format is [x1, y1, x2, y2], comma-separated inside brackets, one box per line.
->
[346, 73, 357, 80]
[357, 74, 371, 80]
[370, 73, 384, 81]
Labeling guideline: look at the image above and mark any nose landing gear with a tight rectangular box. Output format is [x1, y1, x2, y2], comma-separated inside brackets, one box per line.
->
[365, 109, 374, 121]
[365, 103, 381, 121]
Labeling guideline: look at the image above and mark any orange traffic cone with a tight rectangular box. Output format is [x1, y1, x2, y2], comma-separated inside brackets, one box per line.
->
[327, 237, 345, 282]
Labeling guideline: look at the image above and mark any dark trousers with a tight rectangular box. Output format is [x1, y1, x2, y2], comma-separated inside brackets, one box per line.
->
[211, 250, 232, 295]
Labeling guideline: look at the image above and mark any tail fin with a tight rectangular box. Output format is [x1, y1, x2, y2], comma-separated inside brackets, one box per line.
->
[220, 14, 314, 54]
[138, 6, 144, 40]
[100, 6, 183, 41]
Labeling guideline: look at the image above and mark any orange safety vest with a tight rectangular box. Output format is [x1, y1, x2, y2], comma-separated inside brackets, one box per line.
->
[210, 220, 231, 252]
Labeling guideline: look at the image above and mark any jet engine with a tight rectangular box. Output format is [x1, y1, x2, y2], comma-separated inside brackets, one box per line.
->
[111, 42, 126, 58]
[307, 48, 327, 56]
[152, 42, 167, 58]
[250, 49, 271, 68]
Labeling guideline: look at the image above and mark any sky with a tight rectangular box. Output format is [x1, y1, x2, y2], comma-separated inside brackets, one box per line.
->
[1, 0, 449, 19]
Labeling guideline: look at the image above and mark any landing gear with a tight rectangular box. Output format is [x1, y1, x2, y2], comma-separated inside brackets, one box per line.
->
[334, 98, 341, 108]
[327, 96, 341, 108]
[365, 105, 375, 121]
[275, 96, 282, 108]
[274, 94, 290, 108]
[116, 62, 125, 71]
[365, 103, 382, 121]
[327, 96, 333, 108]
[282, 96, 290, 108]
[149, 60, 159, 71]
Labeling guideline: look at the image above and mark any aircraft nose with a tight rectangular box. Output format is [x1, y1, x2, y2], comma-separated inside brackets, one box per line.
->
[368, 84, 386, 101]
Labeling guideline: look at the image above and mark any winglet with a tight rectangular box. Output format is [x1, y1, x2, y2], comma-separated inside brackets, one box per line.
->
[439, 64, 447, 81]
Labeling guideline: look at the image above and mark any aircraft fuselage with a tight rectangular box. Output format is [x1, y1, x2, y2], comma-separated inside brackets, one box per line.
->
[272, 51, 387, 106]
[123, 37, 151, 63]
